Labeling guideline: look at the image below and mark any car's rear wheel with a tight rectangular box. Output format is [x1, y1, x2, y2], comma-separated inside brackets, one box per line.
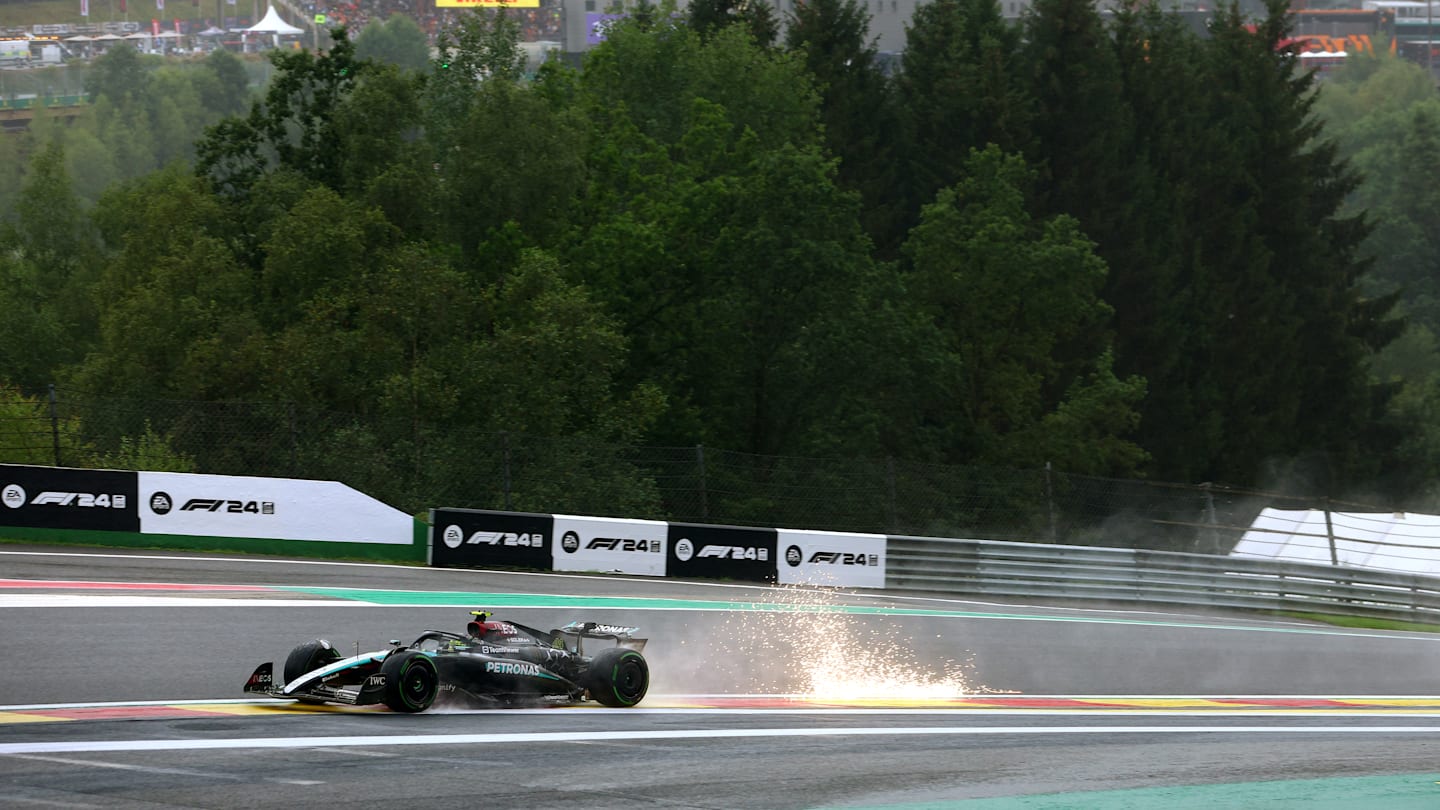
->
[586, 647, 649, 707]
[381, 651, 439, 713]
[283, 639, 341, 685]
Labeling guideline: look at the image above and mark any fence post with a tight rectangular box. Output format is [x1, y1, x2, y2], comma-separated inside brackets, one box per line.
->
[695, 444, 708, 520]
[501, 431, 512, 511]
[1323, 497, 1338, 566]
[1045, 462, 1057, 543]
[1201, 482, 1219, 555]
[886, 456, 898, 533]
[287, 401, 298, 475]
[48, 384, 60, 467]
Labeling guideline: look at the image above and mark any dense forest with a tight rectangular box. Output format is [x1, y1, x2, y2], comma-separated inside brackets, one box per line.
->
[0, 0, 1437, 530]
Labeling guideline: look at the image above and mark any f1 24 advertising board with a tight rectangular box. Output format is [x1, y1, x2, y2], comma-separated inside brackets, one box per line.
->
[552, 514, 667, 576]
[430, 508, 553, 569]
[139, 471, 415, 544]
[777, 528, 886, 588]
[0, 464, 139, 532]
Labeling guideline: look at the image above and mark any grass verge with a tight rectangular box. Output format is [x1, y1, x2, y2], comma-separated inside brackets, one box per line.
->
[1278, 611, 1440, 634]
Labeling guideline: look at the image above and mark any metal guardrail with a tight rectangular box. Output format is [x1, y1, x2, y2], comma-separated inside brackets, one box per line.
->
[886, 535, 1440, 621]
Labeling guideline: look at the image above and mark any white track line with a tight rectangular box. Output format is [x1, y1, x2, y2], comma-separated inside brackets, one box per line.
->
[4, 726, 1440, 755]
[9, 695, 1440, 712]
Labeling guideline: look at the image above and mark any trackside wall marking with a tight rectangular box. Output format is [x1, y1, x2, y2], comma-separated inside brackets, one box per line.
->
[4, 726, 1440, 755]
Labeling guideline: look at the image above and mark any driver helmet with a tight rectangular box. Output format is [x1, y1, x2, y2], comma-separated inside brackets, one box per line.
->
[466, 610, 492, 639]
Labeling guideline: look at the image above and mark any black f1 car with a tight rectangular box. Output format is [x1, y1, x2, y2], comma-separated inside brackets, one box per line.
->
[243, 611, 650, 712]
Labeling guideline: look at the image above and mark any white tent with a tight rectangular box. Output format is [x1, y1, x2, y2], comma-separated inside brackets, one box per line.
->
[246, 6, 305, 35]
[1232, 508, 1440, 576]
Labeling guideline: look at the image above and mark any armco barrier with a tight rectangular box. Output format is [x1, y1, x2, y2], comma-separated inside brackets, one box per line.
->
[885, 534, 1440, 622]
[0, 463, 426, 561]
[430, 508, 1440, 621]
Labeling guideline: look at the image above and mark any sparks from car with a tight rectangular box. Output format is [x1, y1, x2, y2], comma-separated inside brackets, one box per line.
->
[714, 584, 991, 700]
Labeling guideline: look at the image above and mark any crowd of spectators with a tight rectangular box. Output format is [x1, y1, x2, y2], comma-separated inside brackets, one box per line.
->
[298, 0, 563, 43]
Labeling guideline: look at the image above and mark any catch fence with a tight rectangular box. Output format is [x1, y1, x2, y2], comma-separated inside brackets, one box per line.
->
[0, 385, 1420, 561]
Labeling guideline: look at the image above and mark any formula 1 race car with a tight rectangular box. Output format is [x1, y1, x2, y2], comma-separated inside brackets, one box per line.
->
[243, 611, 650, 712]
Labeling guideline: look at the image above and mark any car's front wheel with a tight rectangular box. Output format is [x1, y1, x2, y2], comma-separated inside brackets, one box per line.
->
[283, 639, 341, 685]
[380, 651, 439, 713]
[586, 647, 649, 707]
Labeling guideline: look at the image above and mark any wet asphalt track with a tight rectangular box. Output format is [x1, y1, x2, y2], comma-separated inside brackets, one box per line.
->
[4, 545, 1440, 809]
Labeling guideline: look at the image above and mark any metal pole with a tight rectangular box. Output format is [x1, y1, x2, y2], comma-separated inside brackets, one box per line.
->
[886, 456, 898, 533]
[1045, 461, 1057, 543]
[695, 444, 708, 520]
[1323, 497, 1338, 566]
[1201, 482, 1218, 555]
[48, 384, 61, 467]
[501, 431, 512, 511]
[287, 401, 298, 475]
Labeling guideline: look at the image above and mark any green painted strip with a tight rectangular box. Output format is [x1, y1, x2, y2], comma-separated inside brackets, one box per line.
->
[277, 587, 1432, 640]
[814, 773, 1440, 809]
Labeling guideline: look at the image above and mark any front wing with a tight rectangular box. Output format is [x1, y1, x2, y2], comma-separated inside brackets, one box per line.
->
[243, 660, 387, 707]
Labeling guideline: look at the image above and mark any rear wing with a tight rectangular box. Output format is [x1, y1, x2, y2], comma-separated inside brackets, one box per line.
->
[554, 621, 647, 653]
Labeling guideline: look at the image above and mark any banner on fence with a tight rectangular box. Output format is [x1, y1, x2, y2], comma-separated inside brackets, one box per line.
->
[552, 514, 667, 576]
[776, 528, 886, 588]
[430, 508, 552, 568]
[426, 510, 886, 589]
[667, 522, 777, 583]
[138, 471, 414, 544]
[0, 464, 139, 532]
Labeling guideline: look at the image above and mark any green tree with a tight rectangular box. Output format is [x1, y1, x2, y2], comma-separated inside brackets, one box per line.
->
[902, 146, 1146, 474]
[0, 384, 86, 465]
[73, 167, 263, 404]
[567, 24, 888, 456]
[897, 0, 1029, 212]
[0, 141, 101, 380]
[577, 20, 820, 152]
[1020, 0, 1133, 257]
[1175, 0, 1401, 491]
[439, 78, 587, 267]
[331, 63, 426, 201]
[198, 48, 252, 117]
[84, 44, 151, 107]
[688, 0, 779, 46]
[785, 0, 907, 256]
[1101, 2, 1215, 483]
[89, 423, 198, 472]
[196, 28, 363, 195]
[355, 15, 433, 73]
[434, 10, 528, 85]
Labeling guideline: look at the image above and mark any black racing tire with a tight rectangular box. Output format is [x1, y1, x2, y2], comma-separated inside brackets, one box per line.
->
[380, 651, 439, 713]
[586, 647, 649, 708]
[283, 639, 342, 685]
